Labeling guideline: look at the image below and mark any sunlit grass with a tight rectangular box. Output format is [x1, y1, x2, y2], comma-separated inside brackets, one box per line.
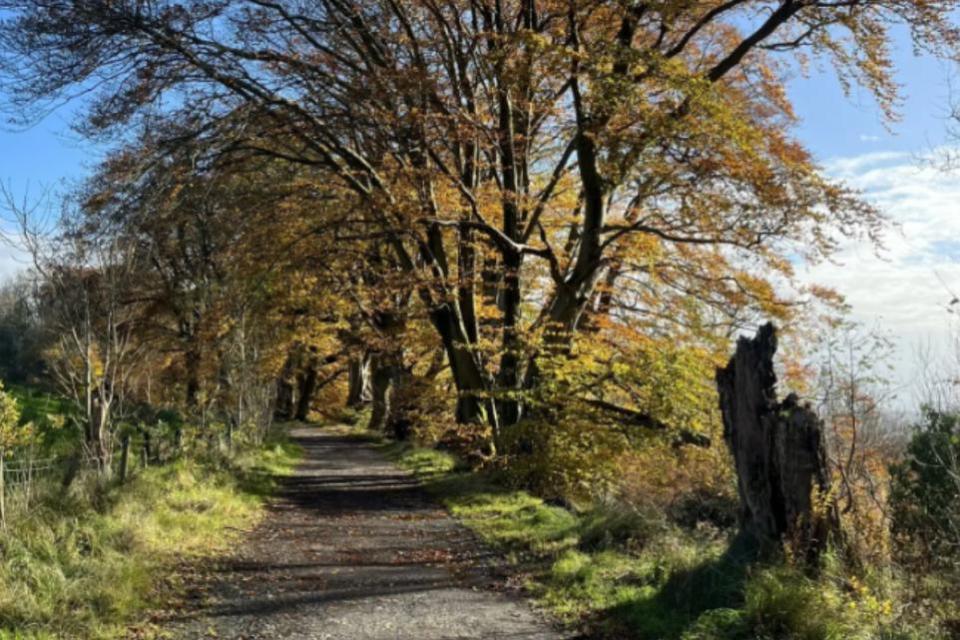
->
[0, 430, 302, 639]
[383, 439, 937, 639]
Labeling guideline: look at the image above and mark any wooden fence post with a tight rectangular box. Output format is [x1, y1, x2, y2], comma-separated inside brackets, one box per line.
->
[119, 434, 130, 483]
[0, 454, 6, 530]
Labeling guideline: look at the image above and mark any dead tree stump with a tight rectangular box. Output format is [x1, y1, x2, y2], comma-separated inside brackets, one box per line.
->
[716, 322, 836, 561]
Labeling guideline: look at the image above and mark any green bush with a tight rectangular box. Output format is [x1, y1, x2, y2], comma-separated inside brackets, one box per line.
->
[680, 562, 901, 640]
[889, 409, 960, 572]
[498, 413, 628, 505]
[577, 501, 669, 552]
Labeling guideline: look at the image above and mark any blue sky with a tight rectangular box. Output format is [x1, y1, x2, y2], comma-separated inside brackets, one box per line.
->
[789, 24, 955, 159]
[0, 98, 103, 273]
[781, 30, 960, 407]
[0, 27, 950, 195]
[0, 105, 99, 188]
[0, 26, 958, 407]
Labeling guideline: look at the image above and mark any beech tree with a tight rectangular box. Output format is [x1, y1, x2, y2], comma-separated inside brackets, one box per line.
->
[73, 122, 347, 435]
[2, 0, 952, 440]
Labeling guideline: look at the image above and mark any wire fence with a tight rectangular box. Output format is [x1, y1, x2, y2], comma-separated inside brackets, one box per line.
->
[0, 433, 169, 526]
[0, 414, 274, 527]
[1, 454, 104, 489]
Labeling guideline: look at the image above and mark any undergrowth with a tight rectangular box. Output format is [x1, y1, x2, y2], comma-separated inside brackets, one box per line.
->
[380, 439, 949, 640]
[0, 431, 301, 639]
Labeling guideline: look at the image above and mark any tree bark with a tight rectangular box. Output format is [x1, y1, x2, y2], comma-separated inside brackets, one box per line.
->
[368, 354, 398, 433]
[716, 322, 837, 562]
[497, 248, 523, 427]
[184, 347, 201, 409]
[429, 304, 497, 428]
[346, 353, 372, 407]
[274, 350, 297, 420]
[294, 355, 318, 422]
[275, 376, 294, 420]
[90, 397, 113, 479]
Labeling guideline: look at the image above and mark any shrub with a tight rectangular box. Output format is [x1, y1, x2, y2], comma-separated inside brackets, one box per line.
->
[499, 411, 628, 505]
[736, 564, 895, 640]
[889, 409, 960, 573]
[577, 501, 669, 552]
[383, 373, 490, 459]
[497, 330, 723, 508]
[617, 440, 737, 533]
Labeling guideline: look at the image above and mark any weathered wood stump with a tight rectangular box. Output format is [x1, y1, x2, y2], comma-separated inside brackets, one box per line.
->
[716, 322, 836, 561]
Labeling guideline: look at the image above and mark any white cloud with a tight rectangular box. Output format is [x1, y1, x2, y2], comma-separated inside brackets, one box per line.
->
[859, 134, 882, 143]
[0, 247, 28, 280]
[821, 150, 910, 178]
[801, 148, 960, 407]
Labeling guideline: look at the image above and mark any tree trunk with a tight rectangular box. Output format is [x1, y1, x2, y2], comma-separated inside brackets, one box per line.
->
[495, 68, 523, 428]
[91, 398, 113, 479]
[274, 350, 298, 420]
[368, 355, 398, 433]
[0, 454, 5, 530]
[497, 248, 523, 427]
[61, 452, 81, 491]
[294, 356, 318, 422]
[184, 347, 201, 409]
[537, 128, 608, 346]
[430, 305, 497, 428]
[346, 353, 372, 407]
[141, 426, 153, 466]
[275, 377, 294, 420]
[716, 322, 837, 562]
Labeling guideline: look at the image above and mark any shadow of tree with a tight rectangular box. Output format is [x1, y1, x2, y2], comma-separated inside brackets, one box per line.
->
[599, 533, 759, 639]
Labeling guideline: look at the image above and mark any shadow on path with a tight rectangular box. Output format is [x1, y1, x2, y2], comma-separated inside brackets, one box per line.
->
[167, 426, 569, 640]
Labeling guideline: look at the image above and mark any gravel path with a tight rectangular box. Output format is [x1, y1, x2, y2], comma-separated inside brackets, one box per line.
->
[167, 426, 569, 639]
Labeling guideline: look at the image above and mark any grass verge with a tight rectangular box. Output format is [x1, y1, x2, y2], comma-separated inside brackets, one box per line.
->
[379, 439, 936, 640]
[0, 430, 302, 639]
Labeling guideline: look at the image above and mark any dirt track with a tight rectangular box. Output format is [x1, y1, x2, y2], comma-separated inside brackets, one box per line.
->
[167, 426, 568, 639]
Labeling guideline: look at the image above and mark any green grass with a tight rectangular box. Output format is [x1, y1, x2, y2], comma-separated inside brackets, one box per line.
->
[381, 440, 695, 635]
[381, 439, 936, 640]
[0, 429, 302, 639]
